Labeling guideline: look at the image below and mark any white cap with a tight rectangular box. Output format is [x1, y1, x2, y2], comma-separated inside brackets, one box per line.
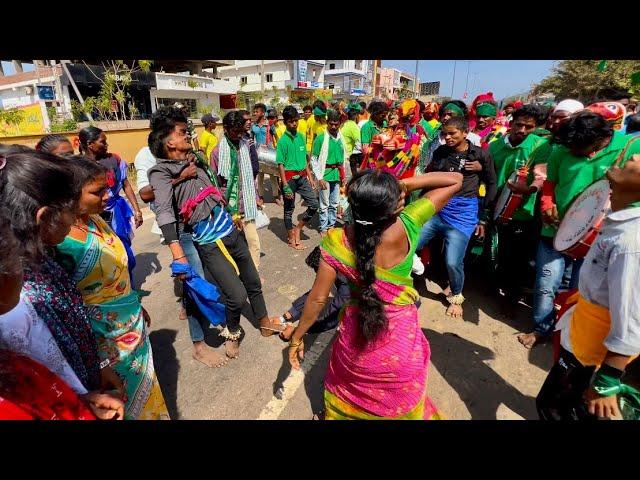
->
[555, 99, 584, 114]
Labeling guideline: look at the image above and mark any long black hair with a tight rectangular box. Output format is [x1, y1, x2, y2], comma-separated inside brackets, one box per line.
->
[0, 151, 77, 267]
[347, 170, 401, 344]
[78, 126, 103, 154]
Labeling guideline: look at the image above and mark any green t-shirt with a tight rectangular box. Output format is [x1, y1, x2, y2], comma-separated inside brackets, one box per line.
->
[490, 134, 546, 221]
[360, 119, 385, 145]
[543, 132, 640, 237]
[312, 133, 344, 182]
[276, 130, 308, 171]
[340, 120, 361, 156]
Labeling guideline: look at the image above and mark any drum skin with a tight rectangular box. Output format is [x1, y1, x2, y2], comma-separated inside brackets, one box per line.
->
[554, 179, 611, 259]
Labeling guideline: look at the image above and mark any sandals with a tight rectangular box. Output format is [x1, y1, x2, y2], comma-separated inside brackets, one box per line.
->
[260, 317, 287, 337]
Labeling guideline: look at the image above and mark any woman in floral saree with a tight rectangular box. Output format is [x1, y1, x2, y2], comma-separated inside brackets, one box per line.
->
[57, 157, 169, 420]
[287, 169, 462, 419]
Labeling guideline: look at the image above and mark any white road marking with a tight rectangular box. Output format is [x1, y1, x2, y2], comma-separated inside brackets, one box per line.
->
[257, 332, 332, 420]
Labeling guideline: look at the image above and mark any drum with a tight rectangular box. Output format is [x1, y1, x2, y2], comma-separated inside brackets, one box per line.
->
[554, 179, 611, 259]
[493, 172, 524, 223]
[257, 145, 277, 167]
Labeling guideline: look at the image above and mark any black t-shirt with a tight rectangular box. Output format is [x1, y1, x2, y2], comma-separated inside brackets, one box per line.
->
[429, 141, 497, 207]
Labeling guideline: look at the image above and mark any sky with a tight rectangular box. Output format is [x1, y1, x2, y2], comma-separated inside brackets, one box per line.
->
[383, 60, 556, 101]
[3, 60, 556, 101]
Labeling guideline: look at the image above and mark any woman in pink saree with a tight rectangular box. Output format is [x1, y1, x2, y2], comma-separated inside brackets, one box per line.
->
[287, 169, 462, 419]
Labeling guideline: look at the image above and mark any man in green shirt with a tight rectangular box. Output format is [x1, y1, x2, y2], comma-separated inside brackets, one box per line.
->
[489, 105, 547, 310]
[360, 100, 389, 150]
[312, 110, 348, 235]
[277, 105, 319, 250]
[340, 103, 362, 177]
[519, 111, 640, 349]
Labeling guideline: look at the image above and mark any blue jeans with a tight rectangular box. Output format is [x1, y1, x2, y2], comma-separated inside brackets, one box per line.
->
[319, 180, 340, 232]
[180, 233, 208, 343]
[532, 237, 584, 336]
[417, 215, 471, 296]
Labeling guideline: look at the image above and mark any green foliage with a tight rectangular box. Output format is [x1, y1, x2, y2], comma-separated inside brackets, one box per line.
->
[187, 79, 198, 89]
[47, 105, 77, 132]
[532, 60, 640, 102]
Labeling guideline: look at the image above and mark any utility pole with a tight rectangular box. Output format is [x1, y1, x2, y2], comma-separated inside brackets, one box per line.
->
[60, 60, 93, 122]
[414, 60, 419, 97]
[372, 59, 379, 97]
[260, 60, 265, 95]
[464, 61, 471, 99]
[451, 60, 457, 97]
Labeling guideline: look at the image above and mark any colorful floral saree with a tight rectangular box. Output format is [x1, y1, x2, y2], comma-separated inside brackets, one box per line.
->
[57, 215, 169, 420]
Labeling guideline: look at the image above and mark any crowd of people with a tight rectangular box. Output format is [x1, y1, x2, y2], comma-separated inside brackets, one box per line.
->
[1, 84, 640, 421]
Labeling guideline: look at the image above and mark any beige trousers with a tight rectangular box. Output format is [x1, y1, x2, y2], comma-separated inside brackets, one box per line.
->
[243, 219, 261, 269]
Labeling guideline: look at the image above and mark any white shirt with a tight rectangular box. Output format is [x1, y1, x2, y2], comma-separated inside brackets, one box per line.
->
[558, 207, 640, 356]
[0, 299, 88, 394]
[134, 146, 158, 192]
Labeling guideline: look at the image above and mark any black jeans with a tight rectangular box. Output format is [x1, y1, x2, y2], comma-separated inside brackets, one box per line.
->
[495, 219, 539, 301]
[284, 176, 319, 230]
[536, 347, 597, 421]
[194, 229, 267, 335]
[349, 153, 362, 177]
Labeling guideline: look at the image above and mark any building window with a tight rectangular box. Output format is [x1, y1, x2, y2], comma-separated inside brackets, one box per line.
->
[266, 73, 273, 82]
[328, 84, 334, 89]
[240, 76, 247, 85]
[329, 63, 335, 70]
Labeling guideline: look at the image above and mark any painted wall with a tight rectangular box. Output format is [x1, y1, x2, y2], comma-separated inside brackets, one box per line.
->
[2, 124, 224, 167]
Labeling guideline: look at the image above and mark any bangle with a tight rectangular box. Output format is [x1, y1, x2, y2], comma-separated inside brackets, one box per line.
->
[289, 338, 303, 348]
[173, 255, 186, 262]
[100, 359, 110, 370]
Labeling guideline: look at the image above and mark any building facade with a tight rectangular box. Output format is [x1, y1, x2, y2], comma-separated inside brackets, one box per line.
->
[217, 60, 375, 106]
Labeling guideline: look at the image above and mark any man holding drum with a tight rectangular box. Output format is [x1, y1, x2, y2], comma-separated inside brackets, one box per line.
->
[536, 154, 640, 420]
[518, 110, 640, 349]
[489, 105, 548, 312]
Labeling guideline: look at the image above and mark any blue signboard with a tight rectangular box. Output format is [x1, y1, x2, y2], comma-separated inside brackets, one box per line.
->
[37, 86, 55, 101]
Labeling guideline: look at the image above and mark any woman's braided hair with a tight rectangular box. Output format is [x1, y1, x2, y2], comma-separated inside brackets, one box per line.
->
[347, 170, 400, 344]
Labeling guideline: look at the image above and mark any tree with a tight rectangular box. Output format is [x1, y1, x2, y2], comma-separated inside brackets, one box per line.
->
[269, 86, 280, 108]
[532, 60, 640, 102]
[82, 60, 152, 122]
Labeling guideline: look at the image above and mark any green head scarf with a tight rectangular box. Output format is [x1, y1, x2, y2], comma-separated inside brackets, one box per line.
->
[443, 102, 464, 116]
[313, 106, 327, 117]
[476, 102, 497, 117]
